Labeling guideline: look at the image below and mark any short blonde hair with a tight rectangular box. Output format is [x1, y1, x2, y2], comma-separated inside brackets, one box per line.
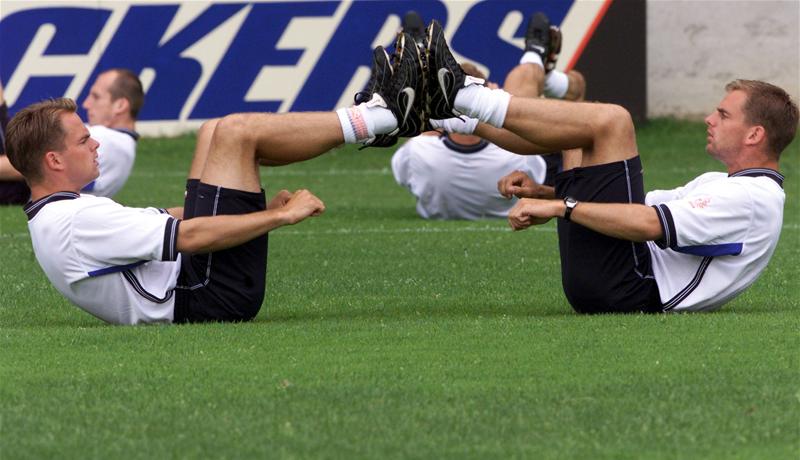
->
[5, 98, 77, 182]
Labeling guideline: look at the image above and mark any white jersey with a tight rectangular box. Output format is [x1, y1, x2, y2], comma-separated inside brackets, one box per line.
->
[25, 192, 181, 325]
[81, 125, 137, 198]
[646, 169, 785, 312]
[392, 134, 547, 220]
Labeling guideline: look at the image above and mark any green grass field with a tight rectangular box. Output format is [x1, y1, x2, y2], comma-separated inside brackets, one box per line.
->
[1, 119, 798, 459]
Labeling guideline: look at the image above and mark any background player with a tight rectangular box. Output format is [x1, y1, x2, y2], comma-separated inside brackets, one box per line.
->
[0, 69, 143, 204]
[390, 12, 585, 220]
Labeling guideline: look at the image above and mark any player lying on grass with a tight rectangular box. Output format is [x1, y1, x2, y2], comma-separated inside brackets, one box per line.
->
[390, 12, 585, 220]
[415, 21, 797, 313]
[0, 70, 144, 204]
[5, 25, 481, 325]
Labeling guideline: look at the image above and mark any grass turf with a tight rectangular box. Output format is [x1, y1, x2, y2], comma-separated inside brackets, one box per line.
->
[1, 119, 798, 459]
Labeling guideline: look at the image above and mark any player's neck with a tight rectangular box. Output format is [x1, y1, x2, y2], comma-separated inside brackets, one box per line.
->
[106, 115, 136, 132]
[725, 151, 779, 175]
[446, 132, 482, 146]
[28, 179, 82, 202]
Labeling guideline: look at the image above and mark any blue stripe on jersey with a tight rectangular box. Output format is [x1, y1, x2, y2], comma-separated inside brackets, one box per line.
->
[673, 242, 743, 257]
[88, 260, 147, 277]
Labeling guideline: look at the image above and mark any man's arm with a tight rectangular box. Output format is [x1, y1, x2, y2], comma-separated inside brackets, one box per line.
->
[0, 155, 24, 180]
[508, 198, 663, 242]
[176, 189, 324, 253]
[166, 207, 183, 219]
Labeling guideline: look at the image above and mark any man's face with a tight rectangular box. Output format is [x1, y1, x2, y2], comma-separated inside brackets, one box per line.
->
[82, 71, 118, 126]
[704, 90, 751, 160]
[57, 112, 100, 186]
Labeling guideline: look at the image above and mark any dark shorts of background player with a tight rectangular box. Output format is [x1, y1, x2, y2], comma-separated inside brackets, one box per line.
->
[0, 179, 31, 205]
[554, 156, 662, 314]
[173, 179, 268, 323]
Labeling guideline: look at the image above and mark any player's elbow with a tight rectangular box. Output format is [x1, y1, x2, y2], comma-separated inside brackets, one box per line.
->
[176, 220, 212, 254]
[636, 211, 664, 242]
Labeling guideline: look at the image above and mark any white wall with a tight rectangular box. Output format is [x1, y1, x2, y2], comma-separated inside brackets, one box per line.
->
[647, 0, 799, 118]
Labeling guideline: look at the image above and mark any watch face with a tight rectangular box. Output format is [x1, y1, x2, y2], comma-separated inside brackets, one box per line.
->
[565, 197, 577, 207]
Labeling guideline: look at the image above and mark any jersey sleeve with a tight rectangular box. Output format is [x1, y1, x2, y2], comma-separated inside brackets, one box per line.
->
[651, 181, 752, 256]
[71, 202, 180, 274]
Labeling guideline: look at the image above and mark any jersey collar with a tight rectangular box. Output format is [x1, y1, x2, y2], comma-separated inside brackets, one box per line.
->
[111, 128, 140, 141]
[729, 168, 784, 188]
[24, 192, 80, 221]
[441, 133, 489, 154]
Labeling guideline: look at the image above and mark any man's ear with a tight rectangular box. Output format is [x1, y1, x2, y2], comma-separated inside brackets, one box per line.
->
[745, 125, 766, 147]
[43, 150, 66, 172]
[113, 98, 130, 118]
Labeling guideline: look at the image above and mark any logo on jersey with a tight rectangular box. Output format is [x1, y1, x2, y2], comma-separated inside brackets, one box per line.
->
[689, 197, 712, 209]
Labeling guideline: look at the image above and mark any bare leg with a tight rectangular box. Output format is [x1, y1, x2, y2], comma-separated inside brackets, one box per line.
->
[200, 112, 344, 192]
[503, 63, 544, 98]
[564, 70, 586, 102]
[502, 97, 637, 166]
[188, 118, 220, 180]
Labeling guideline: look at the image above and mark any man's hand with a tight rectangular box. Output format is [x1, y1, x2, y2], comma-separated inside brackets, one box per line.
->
[508, 198, 561, 231]
[267, 189, 293, 210]
[276, 189, 325, 225]
[498, 170, 538, 199]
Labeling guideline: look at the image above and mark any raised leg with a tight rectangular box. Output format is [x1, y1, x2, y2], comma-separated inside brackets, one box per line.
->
[503, 63, 544, 98]
[187, 118, 219, 180]
[199, 112, 344, 192]
[501, 97, 637, 166]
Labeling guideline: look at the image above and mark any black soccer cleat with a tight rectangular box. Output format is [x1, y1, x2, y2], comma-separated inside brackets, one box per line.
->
[425, 19, 467, 119]
[545, 24, 562, 73]
[376, 32, 426, 138]
[525, 12, 551, 66]
[355, 46, 393, 105]
[355, 46, 399, 148]
[402, 10, 427, 50]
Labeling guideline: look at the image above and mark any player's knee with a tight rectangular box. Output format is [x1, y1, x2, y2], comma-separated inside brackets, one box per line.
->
[594, 104, 634, 140]
[198, 118, 221, 138]
[214, 113, 252, 143]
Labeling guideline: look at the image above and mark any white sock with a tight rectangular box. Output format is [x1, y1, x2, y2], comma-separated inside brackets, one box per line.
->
[429, 117, 478, 135]
[336, 95, 398, 143]
[453, 78, 511, 128]
[519, 51, 544, 68]
[544, 70, 569, 99]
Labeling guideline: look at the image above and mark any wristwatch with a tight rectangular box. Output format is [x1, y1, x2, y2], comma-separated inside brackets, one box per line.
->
[563, 196, 578, 221]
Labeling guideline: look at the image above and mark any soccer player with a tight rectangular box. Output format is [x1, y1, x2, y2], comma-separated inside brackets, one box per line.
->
[0, 69, 143, 204]
[390, 12, 585, 220]
[4, 30, 432, 324]
[414, 20, 798, 313]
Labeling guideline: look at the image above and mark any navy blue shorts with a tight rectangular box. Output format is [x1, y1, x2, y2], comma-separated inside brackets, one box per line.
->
[0, 179, 30, 205]
[173, 180, 268, 323]
[554, 156, 662, 313]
